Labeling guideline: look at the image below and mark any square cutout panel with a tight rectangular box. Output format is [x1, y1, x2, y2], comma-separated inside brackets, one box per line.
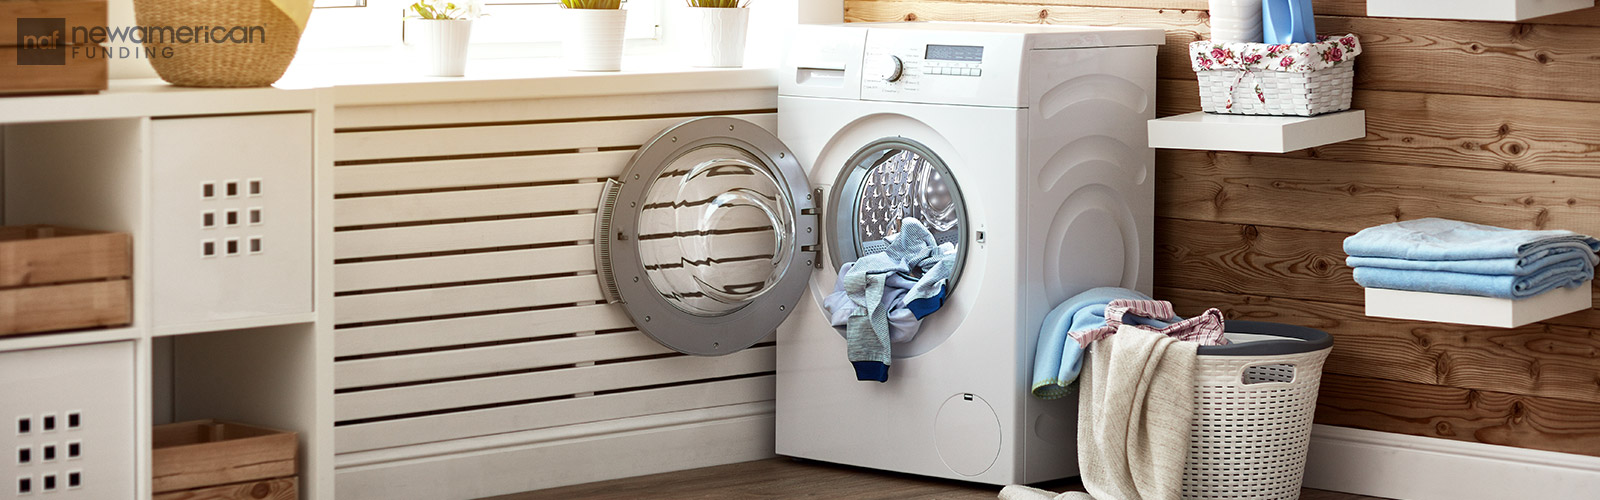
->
[150, 113, 314, 330]
[1, 342, 135, 499]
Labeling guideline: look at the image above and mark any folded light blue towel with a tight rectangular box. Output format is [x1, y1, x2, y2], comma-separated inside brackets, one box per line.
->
[840, 218, 959, 382]
[1347, 246, 1598, 276]
[1353, 259, 1594, 299]
[1344, 218, 1600, 261]
[1345, 218, 1600, 298]
[1030, 287, 1174, 399]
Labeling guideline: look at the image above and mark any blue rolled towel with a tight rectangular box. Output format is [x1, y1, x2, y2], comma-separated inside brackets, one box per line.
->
[1031, 287, 1174, 399]
[1344, 218, 1600, 262]
[1353, 259, 1594, 299]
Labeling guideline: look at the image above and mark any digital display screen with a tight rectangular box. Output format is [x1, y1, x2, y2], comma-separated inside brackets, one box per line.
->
[925, 44, 984, 62]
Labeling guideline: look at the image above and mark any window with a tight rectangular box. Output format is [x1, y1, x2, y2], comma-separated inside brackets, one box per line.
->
[301, 0, 662, 51]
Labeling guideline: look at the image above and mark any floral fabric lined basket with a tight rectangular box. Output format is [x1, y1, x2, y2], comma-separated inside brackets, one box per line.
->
[1190, 34, 1362, 116]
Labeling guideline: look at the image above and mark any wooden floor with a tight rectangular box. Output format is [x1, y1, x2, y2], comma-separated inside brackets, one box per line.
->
[490, 458, 1388, 499]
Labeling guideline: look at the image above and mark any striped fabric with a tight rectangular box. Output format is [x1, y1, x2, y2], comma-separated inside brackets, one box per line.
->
[1071, 299, 1229, 347]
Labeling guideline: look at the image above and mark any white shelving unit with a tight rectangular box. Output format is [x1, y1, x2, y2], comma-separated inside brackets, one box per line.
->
[0, 66, 783, 500]
[1368, 0, 1595, 21]
[0, 82, 334, 500]
[1147, 110, 1367, 154]
[1366, 283, 1593, 328]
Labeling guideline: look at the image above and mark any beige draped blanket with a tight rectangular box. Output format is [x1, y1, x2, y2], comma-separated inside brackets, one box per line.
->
[1001, 325, 1199, 500]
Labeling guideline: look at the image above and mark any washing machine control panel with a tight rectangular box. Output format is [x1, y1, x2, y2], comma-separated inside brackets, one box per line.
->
[860, 29, 1028, 107]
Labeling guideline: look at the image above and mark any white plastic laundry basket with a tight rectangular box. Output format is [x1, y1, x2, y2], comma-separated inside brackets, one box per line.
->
[1184, 321, 1333, 500]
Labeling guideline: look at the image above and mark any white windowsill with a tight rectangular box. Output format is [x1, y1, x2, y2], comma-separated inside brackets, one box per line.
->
[278, 55, 781, 107]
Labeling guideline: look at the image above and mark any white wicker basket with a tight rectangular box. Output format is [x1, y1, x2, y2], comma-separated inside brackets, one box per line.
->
[1198, 64, 1354, 116]
[1183, 321, 1333, 500]
[1191, 35, 1362, 117]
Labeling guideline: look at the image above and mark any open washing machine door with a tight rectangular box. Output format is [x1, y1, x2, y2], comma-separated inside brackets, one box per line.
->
[596, 117, 818, 356]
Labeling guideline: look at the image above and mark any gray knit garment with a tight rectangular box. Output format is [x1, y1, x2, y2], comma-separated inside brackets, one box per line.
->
[841, 218, 957, 370]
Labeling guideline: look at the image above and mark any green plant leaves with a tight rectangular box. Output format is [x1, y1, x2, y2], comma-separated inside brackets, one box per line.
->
[408, 0, 477, 19]
[561, 0, 623, 9]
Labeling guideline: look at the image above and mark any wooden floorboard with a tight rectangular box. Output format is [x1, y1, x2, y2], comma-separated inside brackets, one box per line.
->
[487, 458, 1389, 499]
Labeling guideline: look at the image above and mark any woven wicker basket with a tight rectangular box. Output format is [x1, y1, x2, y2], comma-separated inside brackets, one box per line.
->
[1183, 321, 1333, 500]
[1191, 35, 1361, 117]
[133, 0, 302, 87]
[1198, 64, 1354, 116]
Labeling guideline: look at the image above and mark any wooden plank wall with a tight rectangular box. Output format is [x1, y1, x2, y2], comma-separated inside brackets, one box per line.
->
[843, 0, 1600, 457]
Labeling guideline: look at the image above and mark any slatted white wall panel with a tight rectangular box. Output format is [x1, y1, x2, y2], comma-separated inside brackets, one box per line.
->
[331, 90, 779, 499]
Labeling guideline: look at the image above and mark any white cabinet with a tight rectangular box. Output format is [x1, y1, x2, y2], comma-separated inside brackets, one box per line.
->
[150, 114, 315, 333]
[1, 342, 137, 498]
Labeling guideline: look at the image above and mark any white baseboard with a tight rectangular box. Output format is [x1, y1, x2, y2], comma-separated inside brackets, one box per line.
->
[1304, 424, 1600, 500]
[335, 402, 776, 500]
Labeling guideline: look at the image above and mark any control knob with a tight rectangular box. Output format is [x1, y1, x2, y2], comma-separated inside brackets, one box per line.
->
[868, 54, 905, 83]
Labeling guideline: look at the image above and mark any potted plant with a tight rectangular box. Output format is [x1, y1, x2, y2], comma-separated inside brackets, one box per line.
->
[405, 0, 482, 77]
[560, 0, 628, 72]
[683, 1, 751, 68]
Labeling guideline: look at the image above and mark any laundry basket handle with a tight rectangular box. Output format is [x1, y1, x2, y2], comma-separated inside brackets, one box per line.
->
[1235, 360, 1300, 388]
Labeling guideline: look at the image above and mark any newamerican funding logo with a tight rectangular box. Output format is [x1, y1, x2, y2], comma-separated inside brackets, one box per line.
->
[16, 17, 270, 66]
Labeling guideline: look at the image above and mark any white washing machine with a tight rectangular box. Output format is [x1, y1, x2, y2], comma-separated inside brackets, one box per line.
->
[595, 22, 1161, 485]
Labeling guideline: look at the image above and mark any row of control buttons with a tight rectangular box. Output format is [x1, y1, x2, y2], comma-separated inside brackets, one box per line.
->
[928, 67, 982, 76]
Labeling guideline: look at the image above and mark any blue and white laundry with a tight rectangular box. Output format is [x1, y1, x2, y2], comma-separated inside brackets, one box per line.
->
[825, 264, 928, 344]
[1030, 287, 1175, 399]
[1344, 218, 1600, 299]
[824, 218, 957, 382]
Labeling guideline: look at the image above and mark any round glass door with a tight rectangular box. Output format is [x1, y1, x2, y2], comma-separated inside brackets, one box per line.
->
[602, 117, 817, 356]
[829, 138, 969, 290]
[637, 145, 795, 317]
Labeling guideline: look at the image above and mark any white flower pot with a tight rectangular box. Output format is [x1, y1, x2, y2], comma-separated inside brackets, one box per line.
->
[684, 7, 749, 68]
[561, 8, 628, 72]
[1209, 0, 1263, 43]
[405, 18, 473, 77]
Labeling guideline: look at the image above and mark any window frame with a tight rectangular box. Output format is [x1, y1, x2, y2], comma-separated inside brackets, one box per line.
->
[300, 0, 664, 52]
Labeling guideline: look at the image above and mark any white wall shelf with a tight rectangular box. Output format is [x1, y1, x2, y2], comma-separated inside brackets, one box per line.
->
[1365, 282, 1592, 328]
[1148, 110, 1366, 154]
[1368, 0, 1595, 21]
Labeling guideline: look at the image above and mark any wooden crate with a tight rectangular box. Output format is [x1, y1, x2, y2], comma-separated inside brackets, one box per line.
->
[0, 0, 109, 95]
[0, 225, 131, 336]
[152, 420, 299, 494]
[153, 477, 298, 500]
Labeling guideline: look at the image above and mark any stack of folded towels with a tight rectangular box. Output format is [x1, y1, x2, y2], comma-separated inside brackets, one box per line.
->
[1344, 218, 1600, 299]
